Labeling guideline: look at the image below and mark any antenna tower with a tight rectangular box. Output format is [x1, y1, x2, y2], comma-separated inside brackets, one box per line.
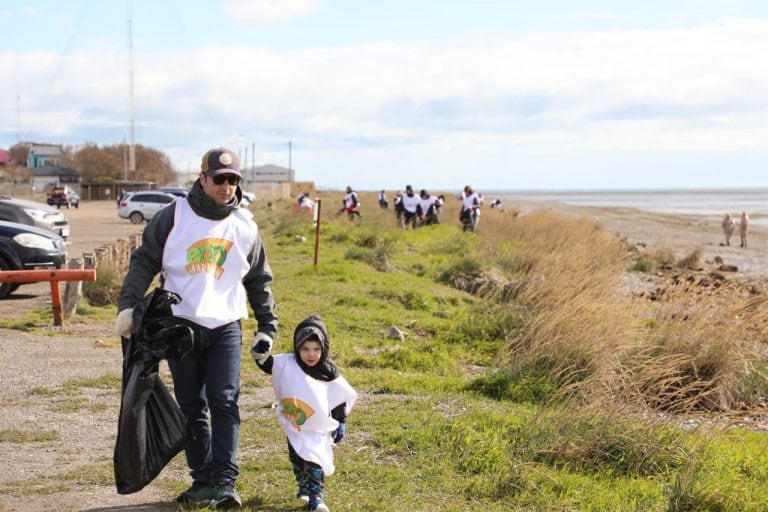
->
[127, 0, 136, 178]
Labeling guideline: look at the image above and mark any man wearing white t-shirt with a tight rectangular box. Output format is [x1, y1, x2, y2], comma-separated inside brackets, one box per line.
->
[116, 147, 278, 509]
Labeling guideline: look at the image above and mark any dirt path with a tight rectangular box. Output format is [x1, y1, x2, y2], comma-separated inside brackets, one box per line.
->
[0, 201, 174, 511]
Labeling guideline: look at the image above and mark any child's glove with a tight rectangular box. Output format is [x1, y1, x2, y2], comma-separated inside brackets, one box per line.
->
[332, 422, 346, 444]
[250, 332, 273, 364]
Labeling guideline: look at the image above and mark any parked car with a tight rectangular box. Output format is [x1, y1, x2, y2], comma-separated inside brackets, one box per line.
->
[46, 186, 80, 209]
[0, 196, 71, 239]
[117, 191, 177, 224]
[0, 220, 67, 299]
[240, 191, 255, 207]
[157, 187, 189, 198]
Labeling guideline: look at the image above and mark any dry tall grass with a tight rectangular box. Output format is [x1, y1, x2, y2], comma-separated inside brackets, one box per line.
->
[471, 206, 767, 412]
[482, 210, 640, 392]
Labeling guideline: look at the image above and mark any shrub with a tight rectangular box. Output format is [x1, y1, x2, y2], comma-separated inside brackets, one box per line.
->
[467, 370, 557, 404]
[677, 247, 703, 270]
[83, 262, 123, 307]
[630, 258, 656, 273]
[520, 404, 690, 477]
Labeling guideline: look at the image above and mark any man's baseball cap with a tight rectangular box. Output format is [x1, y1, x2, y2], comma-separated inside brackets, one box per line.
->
[201, 147, 241, 177]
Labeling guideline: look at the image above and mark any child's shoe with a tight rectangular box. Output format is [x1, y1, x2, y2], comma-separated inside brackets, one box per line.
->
[309, 494, 330, 512]
[296, 482, 310, 503]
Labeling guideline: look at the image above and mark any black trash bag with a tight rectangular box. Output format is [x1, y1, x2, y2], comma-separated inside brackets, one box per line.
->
[114, 288, 195, 494]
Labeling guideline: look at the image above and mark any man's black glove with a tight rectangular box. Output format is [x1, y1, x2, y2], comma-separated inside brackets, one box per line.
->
[250, 332, 273, 365]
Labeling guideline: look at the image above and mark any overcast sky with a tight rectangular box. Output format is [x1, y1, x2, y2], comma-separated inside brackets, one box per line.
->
[2, 0, 768, 190]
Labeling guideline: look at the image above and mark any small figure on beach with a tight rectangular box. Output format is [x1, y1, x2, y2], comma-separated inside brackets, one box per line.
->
[721, 213, 735, 246]
[740, 212, 749, 248]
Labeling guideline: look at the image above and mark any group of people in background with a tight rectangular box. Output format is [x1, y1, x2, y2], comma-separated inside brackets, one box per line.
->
[336, 184, 487, 232]
[391, 185, 444, 229]
[722, 212, 749, 248]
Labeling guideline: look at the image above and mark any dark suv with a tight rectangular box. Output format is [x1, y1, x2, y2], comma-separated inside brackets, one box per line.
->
[46, 186, 80, 209]
[0, 196, 70, 238]
[0, 220, 67, 299]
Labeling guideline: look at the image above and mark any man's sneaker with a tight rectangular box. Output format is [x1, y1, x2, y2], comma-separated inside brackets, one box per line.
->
[211, 482, 242, 510]
[309, 495, 330, 512]
[176, 481, 215, 505]
[296, 491, 310, 503]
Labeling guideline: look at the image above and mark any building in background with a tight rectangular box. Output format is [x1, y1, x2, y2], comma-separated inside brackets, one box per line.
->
[241, 163, 295, 201]
[26, 144, 66, 168]
[29, 164, 81, 192]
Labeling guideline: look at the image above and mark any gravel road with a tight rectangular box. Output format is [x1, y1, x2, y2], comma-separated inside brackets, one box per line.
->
[0, 200, 179, 512]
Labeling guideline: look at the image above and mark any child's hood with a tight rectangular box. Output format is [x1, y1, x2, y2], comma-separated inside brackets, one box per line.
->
[293, 315, 330, 359]
[293, 315, 338, 381]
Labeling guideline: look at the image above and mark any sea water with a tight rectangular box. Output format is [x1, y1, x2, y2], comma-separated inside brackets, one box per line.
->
[483, 188, 768, 226]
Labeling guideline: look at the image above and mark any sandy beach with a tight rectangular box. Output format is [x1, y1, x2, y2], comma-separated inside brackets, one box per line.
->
[512, 200, 768, 281]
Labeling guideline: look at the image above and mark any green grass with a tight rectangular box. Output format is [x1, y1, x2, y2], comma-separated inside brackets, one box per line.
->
[6, 195, 765, 510]
[232, 205, 768, 511]
[0, 429, 59, 443]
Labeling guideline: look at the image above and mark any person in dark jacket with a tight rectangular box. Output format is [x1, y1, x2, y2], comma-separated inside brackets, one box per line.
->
[116, 147, 278, 509]
[252, 315, 357, 512]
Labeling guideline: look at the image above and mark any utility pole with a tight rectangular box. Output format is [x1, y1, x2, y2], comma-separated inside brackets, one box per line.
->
[127, 0, 136, 178]
[15, 67, 20, 143]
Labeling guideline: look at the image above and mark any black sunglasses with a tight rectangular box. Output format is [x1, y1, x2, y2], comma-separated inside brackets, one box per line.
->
[209, 174, 240, 186]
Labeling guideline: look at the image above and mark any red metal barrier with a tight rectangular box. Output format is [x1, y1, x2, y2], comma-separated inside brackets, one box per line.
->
[0, 269, 97, 326]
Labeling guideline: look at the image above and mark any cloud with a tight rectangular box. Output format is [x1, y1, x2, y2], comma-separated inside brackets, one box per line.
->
[221, 0, 318, 24]
[3, 17, 768, 188]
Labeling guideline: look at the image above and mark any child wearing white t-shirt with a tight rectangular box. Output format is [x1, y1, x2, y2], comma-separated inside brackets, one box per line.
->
[251, 315, 357, 512]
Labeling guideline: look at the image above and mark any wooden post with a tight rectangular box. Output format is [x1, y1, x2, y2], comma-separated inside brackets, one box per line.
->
[50, 278, 63, 326]
[62, 259, 84, 320]
[313, 198, 322, 266]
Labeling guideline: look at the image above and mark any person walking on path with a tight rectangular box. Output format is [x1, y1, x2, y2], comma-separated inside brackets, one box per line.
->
[116, 147, 278, 509]
[460, 185, 481, 232]
[740, 212, 749, 248]
[393, 191, 405, 228]
[721, 213, 735, 246]
[378, 189, 388, 209]
[252, 315, 357, 512]
[401, 185, 420, 229]
[415, 189, 439, 227]
[340, 186, 361, 220]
